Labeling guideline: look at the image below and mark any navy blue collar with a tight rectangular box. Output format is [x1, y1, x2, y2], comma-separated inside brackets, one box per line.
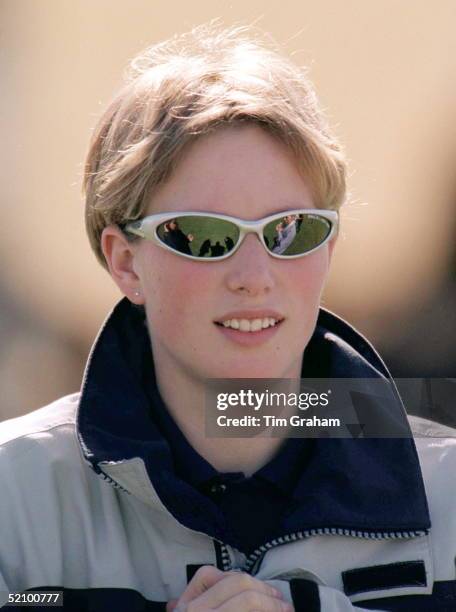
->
[77, 298, 431, 542]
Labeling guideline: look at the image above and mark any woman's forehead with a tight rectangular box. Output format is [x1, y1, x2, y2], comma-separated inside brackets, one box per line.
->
[146, 125, 314, 217]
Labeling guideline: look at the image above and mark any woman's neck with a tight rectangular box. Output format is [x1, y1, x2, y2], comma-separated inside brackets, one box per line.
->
[151, 344, 300, 476]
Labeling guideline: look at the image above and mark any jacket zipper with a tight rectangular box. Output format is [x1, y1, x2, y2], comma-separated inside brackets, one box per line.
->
[85, 463, 429, 576]
[220, 526, 430, 575]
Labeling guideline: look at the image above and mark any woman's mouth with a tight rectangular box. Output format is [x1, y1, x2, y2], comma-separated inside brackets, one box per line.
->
[215, 317, 282, 332]
[213, 316, 285, 346]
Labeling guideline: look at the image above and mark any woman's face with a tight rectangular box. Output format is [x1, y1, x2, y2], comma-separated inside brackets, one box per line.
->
[133, 124, 336, 381]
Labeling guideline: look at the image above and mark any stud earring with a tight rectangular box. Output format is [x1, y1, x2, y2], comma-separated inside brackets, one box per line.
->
[134, 290, 141, 297]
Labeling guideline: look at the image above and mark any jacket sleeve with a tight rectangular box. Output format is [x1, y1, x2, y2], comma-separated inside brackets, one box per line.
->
[266, 579, 386, 612]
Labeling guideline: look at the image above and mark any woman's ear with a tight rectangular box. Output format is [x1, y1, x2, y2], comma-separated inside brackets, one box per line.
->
[101, 225, 144, 304]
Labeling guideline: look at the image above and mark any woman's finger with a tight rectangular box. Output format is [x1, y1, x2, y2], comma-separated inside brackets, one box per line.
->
[171, 565, 228, 610]
[217, 588, 293, 612]
[176, 570, 284, 611]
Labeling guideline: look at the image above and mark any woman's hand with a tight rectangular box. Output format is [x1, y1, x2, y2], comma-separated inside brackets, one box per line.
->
[166, 565, 294, 612]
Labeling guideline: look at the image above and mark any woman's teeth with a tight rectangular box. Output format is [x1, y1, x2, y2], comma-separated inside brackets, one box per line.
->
[221, 318, 280, 332]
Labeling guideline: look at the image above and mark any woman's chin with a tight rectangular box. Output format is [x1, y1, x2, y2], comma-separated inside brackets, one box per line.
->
[205, 362, 288, 380]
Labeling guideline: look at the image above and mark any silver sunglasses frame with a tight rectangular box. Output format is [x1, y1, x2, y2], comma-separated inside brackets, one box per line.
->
[124, 208, 339, 261]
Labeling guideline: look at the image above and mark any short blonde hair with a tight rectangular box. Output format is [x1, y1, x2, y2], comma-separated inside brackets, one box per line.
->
[83, 23, 347, 269]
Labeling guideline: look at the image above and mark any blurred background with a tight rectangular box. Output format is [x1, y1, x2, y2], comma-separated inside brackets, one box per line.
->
[1, 0, 455, 421]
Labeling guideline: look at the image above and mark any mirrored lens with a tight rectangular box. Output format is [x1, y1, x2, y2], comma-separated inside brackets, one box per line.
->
[156, 216, 240, 258]
[263, 213, 332, 256]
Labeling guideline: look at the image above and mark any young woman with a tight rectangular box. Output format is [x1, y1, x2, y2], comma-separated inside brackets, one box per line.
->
[1, 24, 455, 612]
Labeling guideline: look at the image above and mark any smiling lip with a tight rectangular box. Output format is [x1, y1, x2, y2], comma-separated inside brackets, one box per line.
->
[213, 310, 285, 347]
[213, 309, 285, 324]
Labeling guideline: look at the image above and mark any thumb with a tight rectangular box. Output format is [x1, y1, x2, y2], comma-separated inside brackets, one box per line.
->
[166, 598, 179, 612]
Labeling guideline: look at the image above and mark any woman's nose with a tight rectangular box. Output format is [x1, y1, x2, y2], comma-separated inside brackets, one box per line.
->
[223, 233, 275, 296]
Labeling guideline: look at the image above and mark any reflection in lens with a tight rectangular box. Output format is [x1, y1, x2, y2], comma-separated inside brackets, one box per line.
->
[157, 216, 240, 258]
[263, 214, 331, 256]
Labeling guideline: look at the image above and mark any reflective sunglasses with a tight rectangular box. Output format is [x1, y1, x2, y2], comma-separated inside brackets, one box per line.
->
[123, 209, 338, 261]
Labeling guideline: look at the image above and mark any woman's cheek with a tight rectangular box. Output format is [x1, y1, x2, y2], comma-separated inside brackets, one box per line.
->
[294, 248, 329, 285]
[145, 260, 210, 341]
